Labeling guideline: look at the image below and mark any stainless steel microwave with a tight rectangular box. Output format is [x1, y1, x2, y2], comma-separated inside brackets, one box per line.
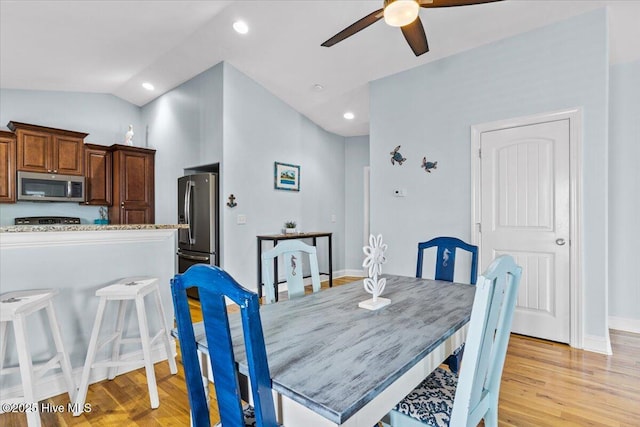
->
[17, 171, 85, 202]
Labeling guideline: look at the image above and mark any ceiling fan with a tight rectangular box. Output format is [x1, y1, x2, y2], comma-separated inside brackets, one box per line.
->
[321, 0, 501, 56]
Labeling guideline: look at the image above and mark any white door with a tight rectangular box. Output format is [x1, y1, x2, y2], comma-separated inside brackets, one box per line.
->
[480, 119, 570, 343]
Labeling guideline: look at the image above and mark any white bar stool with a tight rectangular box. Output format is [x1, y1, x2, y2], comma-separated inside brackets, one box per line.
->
[0, 289, 75, 427]
[73, 277, 177, 416]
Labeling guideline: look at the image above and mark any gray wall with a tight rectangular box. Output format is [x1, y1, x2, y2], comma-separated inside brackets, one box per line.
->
[609, 60, 640, 329]
[345, 135, 370, 272]
[369, 9, 610, 342]
[0, 89, 143, 225]
[221, 63, 346, 288]
[141, 63, 224, 226]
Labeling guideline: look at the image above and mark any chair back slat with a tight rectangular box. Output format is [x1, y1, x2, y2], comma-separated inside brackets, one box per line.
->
[171, 264, 277, 427]
[416, 236, 478, 285]
[261, 240, 321, 303]
[449, 255, 522, 426]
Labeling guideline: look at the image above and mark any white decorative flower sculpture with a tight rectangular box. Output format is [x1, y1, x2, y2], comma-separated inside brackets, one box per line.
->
[362, 234, 387, 278]
[359, 234, 391, 310]
[363, 276, 386, 302]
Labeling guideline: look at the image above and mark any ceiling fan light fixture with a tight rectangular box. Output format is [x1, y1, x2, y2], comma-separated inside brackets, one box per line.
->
[384, 0, 420, 27]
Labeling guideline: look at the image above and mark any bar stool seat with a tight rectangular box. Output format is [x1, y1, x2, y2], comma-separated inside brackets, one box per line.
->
[0, 289, 75, 427]
[73, 277, 177, 416]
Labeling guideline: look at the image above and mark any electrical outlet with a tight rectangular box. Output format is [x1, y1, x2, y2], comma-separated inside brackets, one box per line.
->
[237, 214, 247, 225]
[331, 214, 337, 223]
[393, 188, 407, 197]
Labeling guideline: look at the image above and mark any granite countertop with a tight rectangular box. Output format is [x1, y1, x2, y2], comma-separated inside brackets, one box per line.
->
[0, 224, 188, 233]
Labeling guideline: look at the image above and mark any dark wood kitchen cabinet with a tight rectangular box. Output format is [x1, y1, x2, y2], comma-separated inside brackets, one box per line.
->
[8, 121, 87, 176]
[82, 143, 112, 206]
[0, 129, 16, 203]
[109, 145, 155, 224]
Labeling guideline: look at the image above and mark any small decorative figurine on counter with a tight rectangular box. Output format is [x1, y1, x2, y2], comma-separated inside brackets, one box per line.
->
[124, 125, 134, 146]
[94, 206, 109, 225]
[390, 145, 406, 165]
[421, 157, 438, 173]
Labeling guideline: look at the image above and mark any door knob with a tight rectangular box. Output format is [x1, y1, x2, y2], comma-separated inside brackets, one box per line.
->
[556, 238, 566, 246]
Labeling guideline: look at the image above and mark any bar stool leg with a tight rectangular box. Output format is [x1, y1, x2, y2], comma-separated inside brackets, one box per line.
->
[73, 297, 107, 416]
[135, 294, 159, 408]
[13, 314, 41, 427]
[108, 300, 128, 380]
[0, 320, 7, 374]
[45, 300, 76, 402]
[153, 289, 177, 374]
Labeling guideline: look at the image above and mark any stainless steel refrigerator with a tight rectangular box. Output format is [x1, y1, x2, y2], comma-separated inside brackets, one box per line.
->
[177, 173, 219, 299]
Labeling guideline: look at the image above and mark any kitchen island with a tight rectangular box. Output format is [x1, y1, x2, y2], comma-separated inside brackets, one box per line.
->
[0, 225, 183, 402]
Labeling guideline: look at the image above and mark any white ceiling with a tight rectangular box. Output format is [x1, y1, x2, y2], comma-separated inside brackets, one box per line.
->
[1, 1, 638, 137]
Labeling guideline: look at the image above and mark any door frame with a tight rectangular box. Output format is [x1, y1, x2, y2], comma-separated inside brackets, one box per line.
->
[470, 108, 583, 348]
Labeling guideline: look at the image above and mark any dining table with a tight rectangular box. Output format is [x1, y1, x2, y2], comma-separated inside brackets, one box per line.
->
[188, 274, 475, 426]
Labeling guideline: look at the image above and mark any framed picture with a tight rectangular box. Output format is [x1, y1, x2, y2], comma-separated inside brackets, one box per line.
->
[274, 162, 300, 191]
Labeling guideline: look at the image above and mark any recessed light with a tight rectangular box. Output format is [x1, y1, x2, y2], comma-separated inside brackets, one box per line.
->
[142, 82, 154, 91]
[343, 112, 355, 120]
[233, 20, 249, 34]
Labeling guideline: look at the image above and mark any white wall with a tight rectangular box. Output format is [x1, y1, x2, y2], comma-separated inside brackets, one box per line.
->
[221, 63, 346, 289]
[0, 89, 143, 225]
[608, 60, 640, 332]
[345, 135, 370, 273]
[369, 9, 610, 343]
[141, 63, 224, 225]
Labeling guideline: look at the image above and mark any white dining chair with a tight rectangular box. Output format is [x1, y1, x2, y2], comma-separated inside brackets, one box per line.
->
[261, 239, 321, 303]
[385, 255, 522, 427]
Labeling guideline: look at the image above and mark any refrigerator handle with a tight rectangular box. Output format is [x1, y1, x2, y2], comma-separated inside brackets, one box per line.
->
[185, 180, 195, 245]
[177, 250, 210, 262]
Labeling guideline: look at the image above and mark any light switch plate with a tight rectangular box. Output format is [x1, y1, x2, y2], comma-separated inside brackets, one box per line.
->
[237, 214, 247, 224]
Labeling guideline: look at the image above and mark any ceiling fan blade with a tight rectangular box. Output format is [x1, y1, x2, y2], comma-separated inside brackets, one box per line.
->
[401, 16, 429, 56]
[321, 8, 384, 47]
[419, 0, 501, 7]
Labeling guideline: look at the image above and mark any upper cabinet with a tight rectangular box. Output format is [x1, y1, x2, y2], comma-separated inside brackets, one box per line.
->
[0, 129, 17, 203]
[8, 121, 87, 176]
[109, 145, 156, 224]
[82, 143, 113, 206]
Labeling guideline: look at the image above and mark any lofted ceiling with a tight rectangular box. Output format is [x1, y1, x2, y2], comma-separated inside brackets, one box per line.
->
[1, 1, 639, 137]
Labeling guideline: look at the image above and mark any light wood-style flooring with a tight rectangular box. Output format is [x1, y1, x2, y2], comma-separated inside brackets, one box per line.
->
[2, 277, 638, 426]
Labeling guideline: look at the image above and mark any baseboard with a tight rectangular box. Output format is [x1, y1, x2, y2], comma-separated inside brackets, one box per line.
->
[1, 340, 177, 402]
[338, 269, 366, 278]
[583, 332, 613, 355]
[609, 316, 640, 334]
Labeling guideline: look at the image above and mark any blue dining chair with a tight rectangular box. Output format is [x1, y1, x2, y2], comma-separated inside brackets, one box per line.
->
[171, 264, 278, 427]
[261, 240, 321, 304]
[416, 236, 478, 373]
[416, 237, 478, 285]
[386, 255, 522, 427]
